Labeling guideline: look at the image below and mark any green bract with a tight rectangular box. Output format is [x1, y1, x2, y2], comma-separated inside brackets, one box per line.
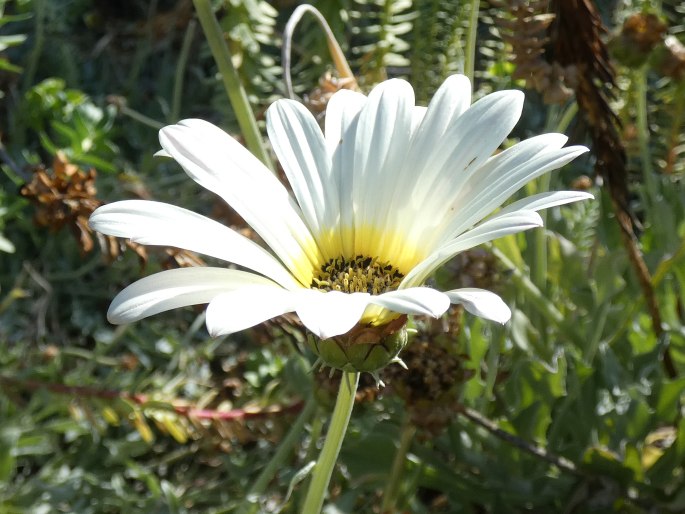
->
[307, 324, 408, 373]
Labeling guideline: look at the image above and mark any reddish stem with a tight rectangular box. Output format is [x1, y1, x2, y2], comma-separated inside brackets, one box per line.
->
[0, 375, 303, 420]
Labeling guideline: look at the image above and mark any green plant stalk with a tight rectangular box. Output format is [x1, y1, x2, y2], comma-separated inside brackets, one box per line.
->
[493, 247, 560, 324]
[119, 105, 165, 130]
[240, 397, 318, 514]
[171, 19, 197, 123]
[585, 301, 610, 363]
[664, 81, 685, 174]
[532, 173, 550, 291]
[482, 326, 503, 402]
[530, 199, 549, 358]
[531, 102, 578, 338]
[653, 236, 685, 286]
[22, 0, 45, 91]
[608, 235, 685, 347]
[192, 0, 273, 170]
[464, 0, 480, 86]
[376, 0, 393, 77]
[555, 102, 578, 135]
[16, 0, 46, 152]
[381, 420, 416, 513]
[634, 67, 657, 206]
[301, 371, 359, 513]
[297, 409, 324, 512]
[492, 247, 584, 347]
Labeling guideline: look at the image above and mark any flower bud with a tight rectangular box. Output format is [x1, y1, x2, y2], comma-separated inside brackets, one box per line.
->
[307, 316, 408, 373]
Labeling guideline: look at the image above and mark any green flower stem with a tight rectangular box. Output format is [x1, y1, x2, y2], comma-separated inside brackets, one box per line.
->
[192, 0, 273, 171]
[381, 420, 416, 513]
[301, 371, 360, 513]
[240, 397, 318, 514]
[170, 19, 197, 123]
[464, 0, 480, 86]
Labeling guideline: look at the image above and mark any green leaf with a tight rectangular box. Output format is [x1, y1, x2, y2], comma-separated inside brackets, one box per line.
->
[0, 425, 20, 481]
[654, 377, 685, 420]
[581, 447, 634, 485]
[0, 58, 21, 73]
[0, 34, 26, 51]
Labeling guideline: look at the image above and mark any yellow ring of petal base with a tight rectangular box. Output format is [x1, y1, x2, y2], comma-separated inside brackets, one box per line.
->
[315, 225, 427, 276]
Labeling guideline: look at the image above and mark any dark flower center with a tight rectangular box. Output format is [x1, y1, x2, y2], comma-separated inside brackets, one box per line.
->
[311, 255, 404, 295]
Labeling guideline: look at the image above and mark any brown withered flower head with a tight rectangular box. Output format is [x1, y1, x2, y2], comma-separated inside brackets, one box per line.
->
[20, 152, 204, 269]
[385, 312, 474, 436]
[610, 12, 668, 68]
[20, 151, 107, 254]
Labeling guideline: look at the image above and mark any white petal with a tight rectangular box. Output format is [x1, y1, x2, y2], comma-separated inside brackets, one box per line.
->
[89, 200, 300, 289]
[108, 268, 277, 324]
[446, 288, 512, 324]
[266, 100, 336, 241]
[370, 288, 450, 318]
[206, 285, 296, 337]
[324, 89, 368, 156]
[411, 106, 427, 134]
[497, 190, 594, 215]
[159, 119, 322, 284]
[295, 290, 371, 339]
[410, 89, 524, 202]
[154, 149, 171, 158]
[352, 79, 414, 256]
[437, 89, 524, 179]
[325, 90, 368, 255]
[402, 210, 543, 288]
[409, 74, 472, 154]
[401, 89, 525, 250]
[442, 137, 589, 240]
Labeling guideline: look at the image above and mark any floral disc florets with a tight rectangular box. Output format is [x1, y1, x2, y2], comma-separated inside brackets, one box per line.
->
[311, 255, 404, 294]
[308, 255, 408, 375]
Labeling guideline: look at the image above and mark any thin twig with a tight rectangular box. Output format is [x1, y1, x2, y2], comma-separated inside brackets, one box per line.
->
[457, 404, 580, 476]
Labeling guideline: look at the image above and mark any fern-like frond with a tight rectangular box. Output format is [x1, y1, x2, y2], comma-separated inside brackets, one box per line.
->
[217, 0, 281, 104]
[348, 0, 415, 84]
[407, 0, 472, 103]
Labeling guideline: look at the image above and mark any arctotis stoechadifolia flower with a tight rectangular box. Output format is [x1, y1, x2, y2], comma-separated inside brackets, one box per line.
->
[90, 75, 590, 371]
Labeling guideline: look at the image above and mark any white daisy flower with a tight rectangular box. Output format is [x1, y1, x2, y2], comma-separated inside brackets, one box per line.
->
[90, 75, 590, 369]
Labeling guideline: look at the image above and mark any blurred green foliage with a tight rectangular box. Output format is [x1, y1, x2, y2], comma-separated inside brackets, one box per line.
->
[1, 0, 684, 513]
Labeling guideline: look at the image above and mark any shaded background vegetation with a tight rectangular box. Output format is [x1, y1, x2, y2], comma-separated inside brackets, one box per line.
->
[1, 0, 685, 512]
